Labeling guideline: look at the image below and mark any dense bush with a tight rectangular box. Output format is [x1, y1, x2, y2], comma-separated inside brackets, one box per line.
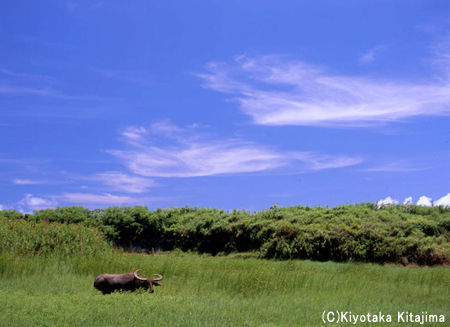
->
[1, 203, 449, 264]
[0, 218, 110, 256]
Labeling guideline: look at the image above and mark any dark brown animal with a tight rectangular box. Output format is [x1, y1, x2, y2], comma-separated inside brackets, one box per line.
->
[94, 269, 163, 294]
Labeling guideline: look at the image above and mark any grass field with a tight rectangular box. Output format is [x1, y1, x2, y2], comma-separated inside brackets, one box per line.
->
[1, 251, 448, 326]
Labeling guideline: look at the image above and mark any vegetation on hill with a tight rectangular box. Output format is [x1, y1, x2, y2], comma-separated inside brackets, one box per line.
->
[1, 203, 449, 265]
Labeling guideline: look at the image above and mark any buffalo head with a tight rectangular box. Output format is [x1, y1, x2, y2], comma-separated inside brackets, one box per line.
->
[132, 269, 163, 293]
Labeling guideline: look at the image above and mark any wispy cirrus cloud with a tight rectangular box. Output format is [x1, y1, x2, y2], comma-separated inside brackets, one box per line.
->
[56, 193, 158, 205]
[108, 121, 362, 178]
[359, 45, 386, 64]
[0, 84, 60, 97]
[12, 179, 49, 185]
[92, 171, 157, 193]
[0, 68, 54, 81]
[120, 126, 148, 142]
[0, 68, 113, 101]
[361, 160, 429, 173]
[430, 36, 450, 77]
[197, 55, 450, 127]
[0, 83, 110, 101]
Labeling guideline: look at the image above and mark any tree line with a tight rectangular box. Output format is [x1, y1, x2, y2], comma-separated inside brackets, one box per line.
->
[1, 203, 449, 265]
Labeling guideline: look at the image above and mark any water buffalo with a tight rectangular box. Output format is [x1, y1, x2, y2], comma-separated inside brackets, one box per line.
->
[94, 269, 163, 294]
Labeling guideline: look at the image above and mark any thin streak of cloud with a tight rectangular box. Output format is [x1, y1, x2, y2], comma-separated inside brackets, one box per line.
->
[0, 68, 115, 101]
[0, 85, 59, 97]
[108, 122, 362, 178]
[430, 36, 450, 77]
[0, 68, 53, 82]
[361, 161, 429, 172]
[359, 45, 386, 64]
[121, 126, 148, 142]
[92, 171, 157, 193]
[0, 83, 112, 101]
[150, 120, 184, 137]
[57, 193, 159, 205]
[198, 55, 450, 127]
[0, 156, 51, 166]
[13, 179, 49, 185]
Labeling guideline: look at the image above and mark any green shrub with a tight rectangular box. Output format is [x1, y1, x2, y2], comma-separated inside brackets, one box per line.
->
[5, 203, 450, 265]
[0, 209, 23, 220]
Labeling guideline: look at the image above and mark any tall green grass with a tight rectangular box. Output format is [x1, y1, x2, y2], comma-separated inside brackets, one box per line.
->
[0, 218, 110, 256]
[0, 251, 448, 326]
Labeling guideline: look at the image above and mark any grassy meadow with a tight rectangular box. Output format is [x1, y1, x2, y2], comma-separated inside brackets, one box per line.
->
[0, 211, 448, 326]
[1, 251, 448, 326]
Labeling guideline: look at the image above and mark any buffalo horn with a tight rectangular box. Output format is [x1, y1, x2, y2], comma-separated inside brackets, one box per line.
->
[153, 274, 163, 281]
[133, 269, 147, 281]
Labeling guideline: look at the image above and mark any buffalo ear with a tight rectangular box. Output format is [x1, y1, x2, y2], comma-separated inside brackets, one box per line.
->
[153, 281, 161, 287]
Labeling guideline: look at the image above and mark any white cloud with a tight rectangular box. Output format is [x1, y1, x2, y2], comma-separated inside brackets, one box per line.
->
[417, 195, 433, 207]
[359, 45, 386, 64]
[18, 194, 57, 211]
[198, 55, 450, 127]
[0, 83, 109, 101]
[150, 120, 184, 138]
[403, 196, 413, 205]
[376, 196, 398, 208]
[0, 69, 110, 101]
[0, 204, 4, 210]
[431, 36, 450, 77]
[0, 68, 52, 81]
[13, 179, 48, 185]
[109, 122, 362, 177]
[361, 161, 428, 173]
[0, 85, 58, 97]
[57, 193, 155, 205]
[435, 193, 450, 207]
[93, 171, 157, 193]
[121, 126, 148, 141]
[376, 194, 450, 207]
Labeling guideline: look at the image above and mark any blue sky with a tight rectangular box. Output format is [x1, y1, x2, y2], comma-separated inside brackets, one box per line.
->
[1, 0, 449, 212]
